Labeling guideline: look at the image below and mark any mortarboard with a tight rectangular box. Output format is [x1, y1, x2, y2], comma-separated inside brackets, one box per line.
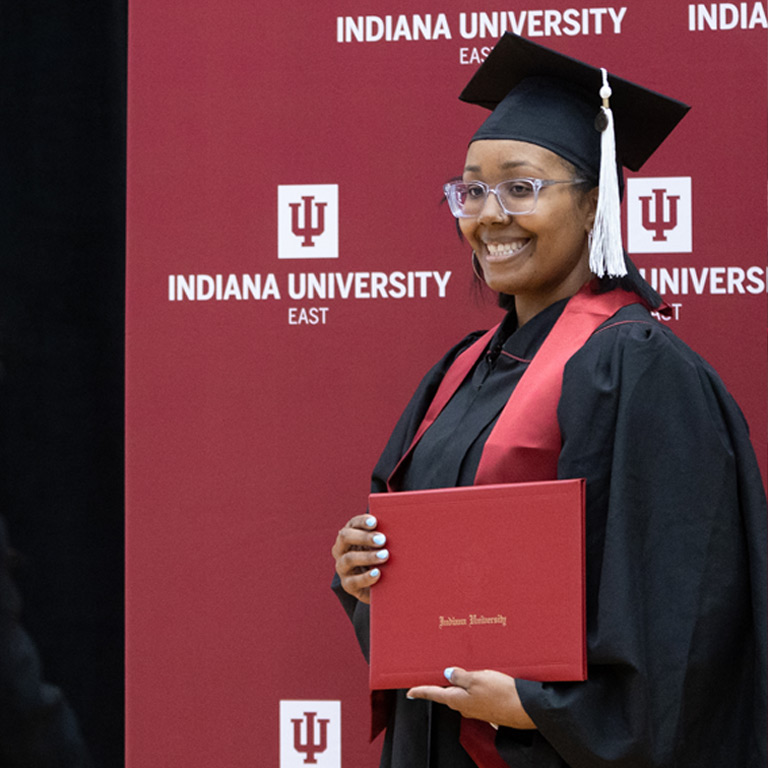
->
[458, 34, 690, 277]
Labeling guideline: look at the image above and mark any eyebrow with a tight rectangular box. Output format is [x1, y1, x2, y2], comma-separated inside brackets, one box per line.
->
[464, 160, 546, 174]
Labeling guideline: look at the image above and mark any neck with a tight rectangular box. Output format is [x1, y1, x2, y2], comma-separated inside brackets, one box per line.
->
[515, 277, 592, 327]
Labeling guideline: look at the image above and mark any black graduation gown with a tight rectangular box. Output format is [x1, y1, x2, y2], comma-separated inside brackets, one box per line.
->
[333, 299, 768, 768]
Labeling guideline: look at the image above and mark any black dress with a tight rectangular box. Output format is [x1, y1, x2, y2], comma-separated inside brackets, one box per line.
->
[333, 297, 767, 767]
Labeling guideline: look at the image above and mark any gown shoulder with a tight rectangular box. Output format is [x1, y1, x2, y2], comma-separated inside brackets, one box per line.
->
[510, 303, 767, 768]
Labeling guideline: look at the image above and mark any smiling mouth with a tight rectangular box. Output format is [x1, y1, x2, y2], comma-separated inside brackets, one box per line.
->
[484, 239, 530, 261]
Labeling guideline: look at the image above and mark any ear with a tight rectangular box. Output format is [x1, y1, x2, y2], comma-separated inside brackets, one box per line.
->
[583, 186, 599, 233]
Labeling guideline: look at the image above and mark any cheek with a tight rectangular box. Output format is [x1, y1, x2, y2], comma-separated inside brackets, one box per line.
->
[458, 219, 479, 247]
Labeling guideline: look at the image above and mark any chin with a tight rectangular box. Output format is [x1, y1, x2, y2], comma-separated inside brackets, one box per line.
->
[486, 281, 516, 296]
[481, 272, 520, 296]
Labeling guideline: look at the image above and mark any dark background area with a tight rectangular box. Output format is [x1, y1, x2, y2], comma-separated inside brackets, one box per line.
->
[1, 2, 126, 766]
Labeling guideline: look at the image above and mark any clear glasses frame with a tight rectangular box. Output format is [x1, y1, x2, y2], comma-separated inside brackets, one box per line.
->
[443, 177, 588, 218]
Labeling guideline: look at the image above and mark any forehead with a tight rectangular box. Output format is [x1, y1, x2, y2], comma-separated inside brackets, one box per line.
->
[464, 139, 569, 177]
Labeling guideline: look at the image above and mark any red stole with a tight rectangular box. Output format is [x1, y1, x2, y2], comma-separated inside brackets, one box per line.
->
[387, 285, 641, 492]
[380, 285, 642, 767]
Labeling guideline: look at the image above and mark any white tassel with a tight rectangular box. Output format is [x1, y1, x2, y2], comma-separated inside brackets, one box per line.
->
[589, 68, 627, 278]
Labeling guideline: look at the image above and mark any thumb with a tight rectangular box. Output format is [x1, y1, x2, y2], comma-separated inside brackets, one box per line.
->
[443, 666, 469, 688]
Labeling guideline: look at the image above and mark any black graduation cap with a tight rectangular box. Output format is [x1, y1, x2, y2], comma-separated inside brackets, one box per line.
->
[458, 33, 690, 278]
[460, 33, 690, 175]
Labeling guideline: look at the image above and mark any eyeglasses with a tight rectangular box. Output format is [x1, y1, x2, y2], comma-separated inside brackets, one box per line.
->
[443, 177, 587, 218]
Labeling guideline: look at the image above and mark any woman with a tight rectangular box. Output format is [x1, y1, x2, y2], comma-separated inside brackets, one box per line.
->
[332, 34, 767, 768]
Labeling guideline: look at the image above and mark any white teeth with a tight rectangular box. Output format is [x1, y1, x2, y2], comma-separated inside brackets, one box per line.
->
[486, 240, 528, 256]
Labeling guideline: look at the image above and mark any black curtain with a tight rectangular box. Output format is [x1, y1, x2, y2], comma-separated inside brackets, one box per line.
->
[1, 2, 126, 766]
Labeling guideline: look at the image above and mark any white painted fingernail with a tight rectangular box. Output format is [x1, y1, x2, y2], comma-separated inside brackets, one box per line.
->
[376, 549, 389, 560]
[365, 516, 376, 528]
[372, 533, 386, 546]
[369, 568, 380, 578]
[444, 667, 456, 682]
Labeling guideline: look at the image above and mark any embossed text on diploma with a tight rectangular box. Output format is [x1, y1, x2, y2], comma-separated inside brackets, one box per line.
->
[438, 614, 508, 629]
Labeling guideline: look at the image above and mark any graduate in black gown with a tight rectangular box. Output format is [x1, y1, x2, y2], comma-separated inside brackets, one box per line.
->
[332, 34, 767, 768]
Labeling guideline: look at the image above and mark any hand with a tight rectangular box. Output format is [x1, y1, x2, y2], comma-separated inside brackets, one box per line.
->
[407, 667, 536, 730]
[331, 514, 389, 604]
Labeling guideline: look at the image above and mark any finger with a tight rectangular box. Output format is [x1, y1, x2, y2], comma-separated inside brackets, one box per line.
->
[350, 515, 387, 548]
[340, 565, 381, 603]
[406, 684, 448, 701]
[405, 666, 470, 706]
[443, 666, 470, 688]
[347, 514, 379, 531]
[348, 566, 382, 586]
[332, 517, 386, 558]
[406, 685, 468, 710]
[336, 547, 389, 578]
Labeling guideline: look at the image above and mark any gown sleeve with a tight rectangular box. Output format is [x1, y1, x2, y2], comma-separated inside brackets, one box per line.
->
[507, 312, 767, 768]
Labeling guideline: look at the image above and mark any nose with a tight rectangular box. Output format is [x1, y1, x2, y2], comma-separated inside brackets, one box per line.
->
[476, 189, 509, 222]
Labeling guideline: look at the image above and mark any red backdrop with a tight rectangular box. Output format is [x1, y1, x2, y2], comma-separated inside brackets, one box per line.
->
[126, 2, 767, 765]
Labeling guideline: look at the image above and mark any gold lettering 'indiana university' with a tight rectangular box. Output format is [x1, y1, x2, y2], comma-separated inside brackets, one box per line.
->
[439, 614, 509, 629]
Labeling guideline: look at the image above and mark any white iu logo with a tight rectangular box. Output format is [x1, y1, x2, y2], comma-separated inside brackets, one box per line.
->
[626, 177, 692, 254]
[277, 185, 339, 259]
[279, 700, 341, 767]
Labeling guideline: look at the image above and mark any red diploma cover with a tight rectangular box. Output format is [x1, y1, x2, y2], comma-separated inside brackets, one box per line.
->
[368, 479, 586, 689]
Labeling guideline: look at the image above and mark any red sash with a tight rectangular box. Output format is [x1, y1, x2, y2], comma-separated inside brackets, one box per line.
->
[387, 285, 640, 492]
